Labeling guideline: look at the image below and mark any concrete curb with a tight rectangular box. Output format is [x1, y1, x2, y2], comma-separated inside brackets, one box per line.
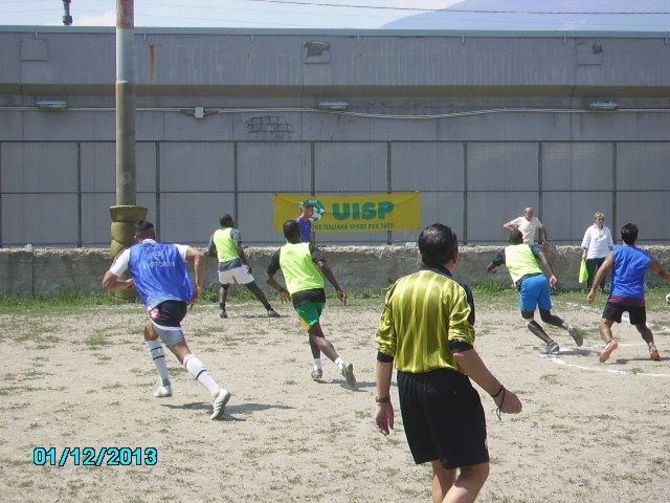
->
[1, 245, 669, 296]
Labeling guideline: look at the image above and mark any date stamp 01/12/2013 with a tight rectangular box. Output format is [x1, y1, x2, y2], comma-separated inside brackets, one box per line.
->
[32, 447, 158, 467]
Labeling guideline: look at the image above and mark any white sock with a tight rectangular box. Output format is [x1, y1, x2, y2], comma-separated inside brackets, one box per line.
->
[313, 358, 322, 370]
[335, 357, 345, 370]
[184, 355, 220, 397]
[146, 340, 171, 387]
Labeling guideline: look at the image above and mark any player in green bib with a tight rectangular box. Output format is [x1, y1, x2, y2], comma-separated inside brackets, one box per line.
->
[207, 214, 280, 319]
[487, 229, 583, 354]
[266, 220, 356, 388]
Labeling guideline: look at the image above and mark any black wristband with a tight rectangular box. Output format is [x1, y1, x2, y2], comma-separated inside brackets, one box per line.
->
[375, 396, 390, 403]
[491, 385, 505, 398]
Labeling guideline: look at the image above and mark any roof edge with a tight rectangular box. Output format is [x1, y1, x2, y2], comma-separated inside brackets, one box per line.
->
[1, 25, 669, 38]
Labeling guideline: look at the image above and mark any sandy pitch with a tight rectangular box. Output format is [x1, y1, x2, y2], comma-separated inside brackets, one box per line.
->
[2, 297, 670, 502]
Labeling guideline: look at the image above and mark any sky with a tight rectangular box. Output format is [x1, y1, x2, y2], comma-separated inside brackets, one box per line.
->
[3, 0, 670, 30]
[3, 0, 454, 28]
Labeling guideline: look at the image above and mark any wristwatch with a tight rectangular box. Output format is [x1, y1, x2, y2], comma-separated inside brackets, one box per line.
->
[375, 396, 390, 403]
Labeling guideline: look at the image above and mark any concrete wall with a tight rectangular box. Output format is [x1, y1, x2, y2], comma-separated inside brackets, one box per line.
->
[2, 245, 670, 297]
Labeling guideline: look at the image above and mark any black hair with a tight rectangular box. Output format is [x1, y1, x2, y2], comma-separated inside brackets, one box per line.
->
[418, 223, 458, 267]
[283, 219, 301, 243]
[509, 229, 523, 244]
[135, 220, 154, 233]
[303, 203, 314, 209]
[135, 220, 155, 239]
[621, 223, 638, 245]
[219, 214, 234, 227]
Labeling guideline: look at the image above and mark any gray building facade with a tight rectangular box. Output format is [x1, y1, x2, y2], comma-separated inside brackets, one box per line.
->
[1, 27, 669, 246]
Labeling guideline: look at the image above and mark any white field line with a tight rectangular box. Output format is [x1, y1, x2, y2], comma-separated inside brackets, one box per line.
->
[544, 342, 670, 378]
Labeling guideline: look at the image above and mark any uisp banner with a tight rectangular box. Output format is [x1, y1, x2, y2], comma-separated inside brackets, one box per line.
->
[273, 193, 421, 233]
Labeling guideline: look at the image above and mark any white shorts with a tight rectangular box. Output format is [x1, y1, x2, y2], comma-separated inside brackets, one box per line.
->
[152, 322, 186, 347]
[218, 265, 254, 285]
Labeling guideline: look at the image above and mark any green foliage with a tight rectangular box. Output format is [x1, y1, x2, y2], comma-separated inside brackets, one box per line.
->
[0, 287, 132, 315]
[0, 283, 668, 315]
[473, 278, 509, 294]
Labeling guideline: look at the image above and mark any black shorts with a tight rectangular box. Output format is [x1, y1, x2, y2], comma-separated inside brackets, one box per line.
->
[602, 302, 646, 325]
[397, 368, 489, 469]
[149, 300, 187, 328]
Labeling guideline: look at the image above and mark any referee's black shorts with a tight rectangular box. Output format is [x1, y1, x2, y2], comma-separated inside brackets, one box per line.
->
[397, 368, 489, 469]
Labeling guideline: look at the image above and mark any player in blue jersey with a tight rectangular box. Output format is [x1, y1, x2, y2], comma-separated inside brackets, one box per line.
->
[102, 221, 231, 420]
[587, 223, 670, 363]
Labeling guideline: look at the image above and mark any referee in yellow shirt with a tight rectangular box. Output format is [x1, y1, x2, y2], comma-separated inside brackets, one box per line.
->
[375, 223, 522, 503]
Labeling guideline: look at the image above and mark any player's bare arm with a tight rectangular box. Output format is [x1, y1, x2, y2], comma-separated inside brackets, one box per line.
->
[184, 247, 205, 304]
[102, 271, 133, 292]
[237, 245, 251, 273]
[535, 248, 558, 288]
[587, 252, 614, 302]
[650, 260, 670, 282]
[317, 260, 347, 305]
[502, 220, 517, 232]
[266, 273, 290, 302]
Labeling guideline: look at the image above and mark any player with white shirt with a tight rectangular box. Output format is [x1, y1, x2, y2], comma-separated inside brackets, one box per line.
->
[580, 212, 614, 291]
[102, 220, 230, 420]
[503, 207, 548, 246]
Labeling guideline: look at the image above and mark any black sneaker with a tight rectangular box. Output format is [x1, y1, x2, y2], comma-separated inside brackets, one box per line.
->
[267, 309, 280, 318]
[219, 309, 228, 319]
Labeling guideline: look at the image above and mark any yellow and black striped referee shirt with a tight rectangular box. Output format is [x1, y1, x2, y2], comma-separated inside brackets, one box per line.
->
[376, 265, 476, 374]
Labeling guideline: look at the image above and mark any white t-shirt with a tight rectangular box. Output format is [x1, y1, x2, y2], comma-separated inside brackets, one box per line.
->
[581, 225, 614, 259]
[510, 216, 543, 244]
[109, 239, 189, 276]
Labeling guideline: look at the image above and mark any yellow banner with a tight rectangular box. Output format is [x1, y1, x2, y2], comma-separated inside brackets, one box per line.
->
[273, 193, 421, 233]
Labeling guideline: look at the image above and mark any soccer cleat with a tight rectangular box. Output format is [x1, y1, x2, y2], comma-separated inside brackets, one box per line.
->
[341, 362, 356, 389]
[540, 342, 560, 355]
[267, 309, 281, 318]
[567, 325, 583, 347]
[219, 309, 228, 319]
[310, 367, 323, 381]
[211, 389, 231, 420]
[599, 340, 619, 363]
[153, 384, 172, 398]
[649, 344, 661, 361]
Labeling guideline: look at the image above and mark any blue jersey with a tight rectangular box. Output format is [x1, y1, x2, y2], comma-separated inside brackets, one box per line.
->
[296, 216, 312, 243]
[128, 241, 194, 309]
[610, 245, 652, 301]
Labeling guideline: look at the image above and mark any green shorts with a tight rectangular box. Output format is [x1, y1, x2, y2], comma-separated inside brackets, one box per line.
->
[295, 302, 325, 328]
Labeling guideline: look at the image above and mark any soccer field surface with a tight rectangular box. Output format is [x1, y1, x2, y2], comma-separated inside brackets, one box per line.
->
[2, 293, 670, 502]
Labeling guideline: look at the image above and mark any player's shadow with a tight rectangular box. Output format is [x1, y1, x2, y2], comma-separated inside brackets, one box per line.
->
[161, 402, 295, 421]
[557, 348, 597, 357]
[614, 356, 668, 364]
[314, 380, 389, 392]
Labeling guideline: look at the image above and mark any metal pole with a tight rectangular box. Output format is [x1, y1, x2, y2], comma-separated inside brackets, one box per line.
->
[116, 0, 136, 206]
[62, 0, 73, 26]
[110, 0, 145, 260]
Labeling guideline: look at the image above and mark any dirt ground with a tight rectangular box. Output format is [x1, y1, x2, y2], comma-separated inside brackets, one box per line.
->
[2, 294, 670, 503]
